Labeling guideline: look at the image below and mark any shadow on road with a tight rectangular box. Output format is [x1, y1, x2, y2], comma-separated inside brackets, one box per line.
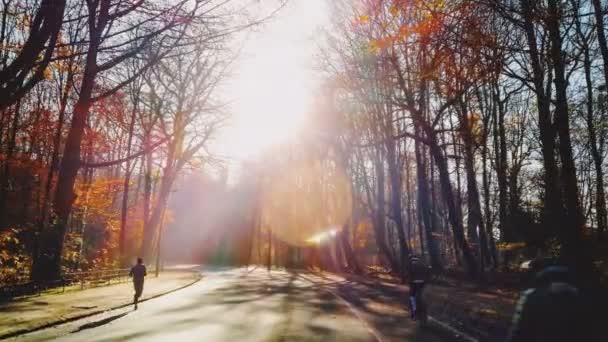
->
[52, 269, 453, 342]
[72, 312, 130, 332]
[300, 272, 465, 342]
[50, 269, 369, 341]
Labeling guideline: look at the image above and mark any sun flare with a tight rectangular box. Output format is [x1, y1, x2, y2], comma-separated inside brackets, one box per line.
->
[215, 0, 328, 162]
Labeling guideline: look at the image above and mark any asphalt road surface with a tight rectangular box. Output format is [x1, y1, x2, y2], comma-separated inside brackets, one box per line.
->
[10, 267, 456, 342]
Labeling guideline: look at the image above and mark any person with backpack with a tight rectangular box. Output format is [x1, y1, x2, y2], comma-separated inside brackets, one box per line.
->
[506, 265, 591, 342]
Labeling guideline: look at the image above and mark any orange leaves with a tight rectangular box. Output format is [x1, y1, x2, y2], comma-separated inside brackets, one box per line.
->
[389, 5, 400, 16]
[74, 178, 123, 219]
[356, 0, 450, 56]
[368, 37, 393, 53]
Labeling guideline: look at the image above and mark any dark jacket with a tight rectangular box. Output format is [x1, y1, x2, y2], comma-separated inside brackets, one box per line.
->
[506, 266, 590, 342]
[129, 264, 147, 282]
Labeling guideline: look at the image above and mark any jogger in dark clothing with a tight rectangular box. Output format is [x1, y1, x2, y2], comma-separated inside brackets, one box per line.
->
[129, 257, 147, 309]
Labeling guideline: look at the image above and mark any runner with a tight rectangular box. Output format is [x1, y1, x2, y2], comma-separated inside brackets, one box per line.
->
[129, 257, 147, 310]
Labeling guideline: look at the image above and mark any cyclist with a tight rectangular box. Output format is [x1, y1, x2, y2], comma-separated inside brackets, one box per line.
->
[407, 254, 430, 320]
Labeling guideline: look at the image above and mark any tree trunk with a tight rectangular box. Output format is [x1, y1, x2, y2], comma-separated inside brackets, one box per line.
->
[119, 106, 138, 263]
[592, 0, 608, 90]
[459, 99, 490, 273]
[142, 170, 173, 261]
[373, 153, 398, 273]
[142, 136, 152, 257]
[427, 129, 478, 277]
[0, 99, 20, 230]
[493, 83, 511, 265]
[386, 132, 410, 277]
[415, 136, 442, 271]
[577, 4, 608, 239]
[340, 222, 362, 273]
[40, 70, 72, 239]
[520, 0, 564, 242]
[31, 42, 98, 281]
[547, 0, 586, 260]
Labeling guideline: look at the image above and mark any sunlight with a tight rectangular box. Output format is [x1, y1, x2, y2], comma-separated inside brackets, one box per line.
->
[305, 228, 338, 245]
[229, 56, 310, 159]
[216, 0, 328, 162]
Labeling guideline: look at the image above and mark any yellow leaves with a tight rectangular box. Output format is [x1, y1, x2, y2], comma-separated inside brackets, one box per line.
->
[368, 36, 396, 54]
[43, 67, 52, 80]
[358, 15, 370, 23]
[497, 242, 526, 252]
[74, 178, 123, 219]
[427, 0, 445, 10]
[389, 5, 400, 17]
[368, 40, 382, 54]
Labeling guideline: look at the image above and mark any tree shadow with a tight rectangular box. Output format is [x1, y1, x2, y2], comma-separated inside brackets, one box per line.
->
[319, 276, 468, 342]
[67, 268, 373, 342]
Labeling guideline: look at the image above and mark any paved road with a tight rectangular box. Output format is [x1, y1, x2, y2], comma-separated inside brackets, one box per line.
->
[10, 267, 453, 342]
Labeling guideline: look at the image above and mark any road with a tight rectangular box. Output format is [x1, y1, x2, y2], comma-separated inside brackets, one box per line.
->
[10, 267, 455, 342]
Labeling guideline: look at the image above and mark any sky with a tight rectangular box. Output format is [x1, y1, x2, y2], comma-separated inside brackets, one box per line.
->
[211, 0, 329, 173]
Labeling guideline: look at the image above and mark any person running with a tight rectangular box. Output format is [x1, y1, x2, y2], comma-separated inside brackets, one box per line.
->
[129, 257, 147, 310]
[506, 265, 590, 342]
[408, 254, 430, 320]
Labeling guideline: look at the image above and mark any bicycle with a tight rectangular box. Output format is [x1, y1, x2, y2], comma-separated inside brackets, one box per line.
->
[409, 280, 428, 323]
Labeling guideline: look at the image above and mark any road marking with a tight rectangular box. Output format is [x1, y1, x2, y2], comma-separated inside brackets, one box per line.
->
[295, 273, 385, 342]
[307, 272, 480, 342]
[427, 317, 479, 342]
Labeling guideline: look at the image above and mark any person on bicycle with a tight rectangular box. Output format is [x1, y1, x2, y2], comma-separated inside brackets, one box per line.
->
[506, 265, 591, 342]
[407, 254, 430, 320]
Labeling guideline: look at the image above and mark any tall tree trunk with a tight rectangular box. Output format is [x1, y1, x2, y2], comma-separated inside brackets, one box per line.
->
[340, 222, 362, 273]
[576, 2, 608, 239]
[481, 136, 497, 268]
[427, 128, 478, 277]
[547, 0, 586, 260]
[30, 0, 108, 280]
[493, 83, 511, 266]
[0, 99, 20, 230]
[415, 137, 442, 271]
[142, 170, 173, 261]
[373, 153, 398, 273]
[520, 0, 564, 243]
[40, 70, 72, 239]
[31, 41, 99, 281]
[459, 99, 490, 273]
[119, 106, 138, 264]
[386, 133, 410, 277]
[142, 135, 152, 257]
[592, 0, 608, 90]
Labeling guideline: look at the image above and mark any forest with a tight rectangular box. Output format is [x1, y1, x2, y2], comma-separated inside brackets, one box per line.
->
[246, 0, 608, 288]
[1, 0, 608, 294]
